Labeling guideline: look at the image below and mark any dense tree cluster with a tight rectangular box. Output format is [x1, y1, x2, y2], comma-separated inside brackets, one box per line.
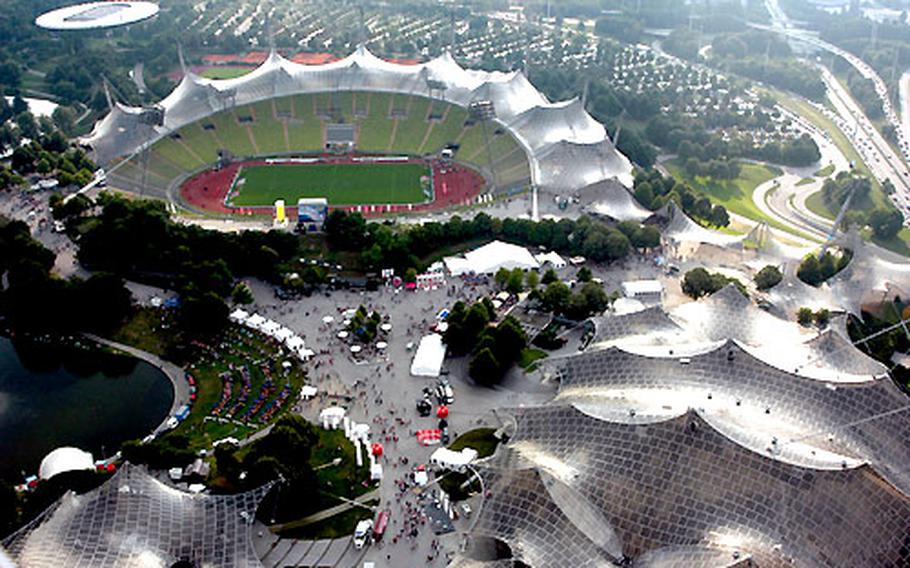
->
[647, 112, 820, 169]
[443, 300, 527, 386]
[325, 210, 634, 274]
[532, 279, 614, 321]
[797, 249, 852, 287]
[121, 431, 197, 470]
[846, 71, 884, 119]
[0, 219, 132, 333]
[664, 29, 825, 100]
[682, 267, 747, 299]
[76, 195, 299, 336]
[754, 265, 783, 291]
[633, 170, 730, 228]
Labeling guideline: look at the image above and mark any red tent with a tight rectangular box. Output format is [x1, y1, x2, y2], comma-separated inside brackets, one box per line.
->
[436, 405, 449, 418]
[405, 282, 417, 290]
[416, 429, 442, 446]
[371, 443, 384, 457]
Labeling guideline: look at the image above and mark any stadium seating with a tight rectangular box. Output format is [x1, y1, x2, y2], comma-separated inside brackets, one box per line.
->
[115, 90, 531, 198]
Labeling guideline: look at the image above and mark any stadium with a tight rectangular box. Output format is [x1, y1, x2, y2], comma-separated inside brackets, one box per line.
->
[81, 46, 635, 222]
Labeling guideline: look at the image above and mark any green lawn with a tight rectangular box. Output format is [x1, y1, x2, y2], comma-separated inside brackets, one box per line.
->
[200, 66, 255, 79]
[450, 428, 500, 459]
[664, 159, 784, 228]
[814, 164, 835, 177]
[231, 162, 430, 206]
[796, 177, 815, 187]
[110, 311, 307, 452]
[518, 348, 547, 372]
[806, 190, 910, 256]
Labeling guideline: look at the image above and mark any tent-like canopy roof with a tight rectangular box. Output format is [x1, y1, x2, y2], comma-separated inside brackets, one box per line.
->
[82, 46, 633, 197]
[3, 463, 271, 568]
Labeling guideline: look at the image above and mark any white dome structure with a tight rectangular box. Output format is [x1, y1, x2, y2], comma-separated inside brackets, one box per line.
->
[38, 447, 94, 481]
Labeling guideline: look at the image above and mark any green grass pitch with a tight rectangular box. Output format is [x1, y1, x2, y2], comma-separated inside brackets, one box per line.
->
[230, 162, 431, 206]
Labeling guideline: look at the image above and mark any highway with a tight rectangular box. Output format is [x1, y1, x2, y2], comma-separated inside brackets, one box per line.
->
[902, 71, 910, 155]
[820, 66, 910, 206]
[759, 0, 910, 220]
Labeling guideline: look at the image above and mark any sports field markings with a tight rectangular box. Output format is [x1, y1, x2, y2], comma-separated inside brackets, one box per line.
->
[228, 162, 431, 206]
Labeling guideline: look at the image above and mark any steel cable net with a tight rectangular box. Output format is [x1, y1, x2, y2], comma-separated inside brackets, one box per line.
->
[2, 464, 272, 568]
[459, 288, 910, 567]
[467, 401, 910, 567]
[82, 46, 633, 198]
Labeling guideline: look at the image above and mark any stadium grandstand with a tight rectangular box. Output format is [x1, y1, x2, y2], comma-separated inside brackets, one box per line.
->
[81, 46, 633, 218]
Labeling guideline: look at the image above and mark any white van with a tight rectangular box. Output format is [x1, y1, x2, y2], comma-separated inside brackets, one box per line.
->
[353, 519, 373, 549]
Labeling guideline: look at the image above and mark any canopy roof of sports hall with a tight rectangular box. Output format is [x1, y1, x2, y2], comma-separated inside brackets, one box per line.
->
[82, 46, 634, 202]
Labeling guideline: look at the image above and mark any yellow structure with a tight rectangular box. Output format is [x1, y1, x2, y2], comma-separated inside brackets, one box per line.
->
[274, 199, 286, 225]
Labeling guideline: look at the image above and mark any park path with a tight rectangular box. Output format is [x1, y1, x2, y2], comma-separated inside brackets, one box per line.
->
[269, 488, 380, 533]
[84, 334, 190, 435]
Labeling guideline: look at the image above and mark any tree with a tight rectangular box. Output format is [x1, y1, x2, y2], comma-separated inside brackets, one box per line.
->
[232, 282, 254, 305]
[506, 269, 524, 295]
[541, 281, 571, 314]
[494, 267, 511, 289]
[634, 181, 654, 209]
[814, 309, 831, 328]
[493, 316, 527, 363]
[708, 205, 730, 228]
[541, 268, 559, 285]
[631, 225, 661, 249]
[797, 307, 813, 326]
[404, 267, 417, 283]
[868, 208, 903, 240]
[469, 348, 501, 385]
[754, 265, 783, 291]
[76, 272, 133, 331]
[797, 254, 822, 287]
[577, 267, 593, 282]
[525, 271, 539, 290]
[180, 292, 228, 336]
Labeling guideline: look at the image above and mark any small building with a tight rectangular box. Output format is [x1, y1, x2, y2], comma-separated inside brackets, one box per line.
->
[535, 251, 567, 269]
[621, 279, 663, 302]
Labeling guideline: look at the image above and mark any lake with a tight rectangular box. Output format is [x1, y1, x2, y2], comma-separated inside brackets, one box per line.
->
[0, 336, 173, 482]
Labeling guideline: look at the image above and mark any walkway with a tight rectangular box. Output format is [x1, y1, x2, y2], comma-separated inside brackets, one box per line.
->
[84, 334, 190, 434]
[269, 488, 380, 533]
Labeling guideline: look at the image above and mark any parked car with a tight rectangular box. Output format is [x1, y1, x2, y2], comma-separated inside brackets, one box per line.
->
[353, 519, 373, 549]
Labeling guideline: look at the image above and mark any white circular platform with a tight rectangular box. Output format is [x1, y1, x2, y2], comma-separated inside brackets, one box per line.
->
[36, 1, 159, 30]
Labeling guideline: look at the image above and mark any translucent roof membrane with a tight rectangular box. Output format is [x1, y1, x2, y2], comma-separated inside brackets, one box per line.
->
[468, 402, 910, 567]
[2, 464, 271, 568]
[82, 47, 633, 194]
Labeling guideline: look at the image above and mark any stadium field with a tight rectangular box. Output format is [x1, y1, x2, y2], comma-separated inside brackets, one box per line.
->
[229, 162, 430, 206]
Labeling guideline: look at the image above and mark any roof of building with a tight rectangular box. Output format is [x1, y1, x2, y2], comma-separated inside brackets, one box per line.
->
[445, 240, 540, 275]
[38, 447, 94, 481]
[82, 46, 633, 196]
[35, 2, 159, 30]
[3, 464, 272, 568]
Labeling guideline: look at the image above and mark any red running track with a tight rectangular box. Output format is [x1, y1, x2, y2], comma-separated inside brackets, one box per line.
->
[179, 155, 486, 218]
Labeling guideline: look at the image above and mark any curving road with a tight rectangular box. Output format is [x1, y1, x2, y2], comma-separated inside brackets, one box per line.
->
[759, 0, 910, 216]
